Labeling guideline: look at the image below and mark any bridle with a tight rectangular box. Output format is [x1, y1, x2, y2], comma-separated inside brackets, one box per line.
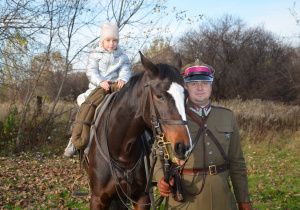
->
[94, 75, 188, 209]
[143, 76, 188, 209]
[143, 77, 188, 137]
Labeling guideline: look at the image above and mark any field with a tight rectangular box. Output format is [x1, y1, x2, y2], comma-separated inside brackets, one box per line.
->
[0, 99, 299, 209]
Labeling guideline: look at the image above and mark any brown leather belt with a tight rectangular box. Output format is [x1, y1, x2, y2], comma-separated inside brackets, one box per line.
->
[182, 164, 228, 175]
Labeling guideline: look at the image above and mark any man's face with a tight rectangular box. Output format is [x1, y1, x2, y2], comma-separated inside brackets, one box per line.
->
[185, 81, 212, 106]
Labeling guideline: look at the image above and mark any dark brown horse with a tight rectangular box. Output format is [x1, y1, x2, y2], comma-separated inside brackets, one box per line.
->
[84, 52, 191, 209]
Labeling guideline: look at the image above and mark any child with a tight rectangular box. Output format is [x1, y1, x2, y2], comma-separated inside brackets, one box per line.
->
[64, 22, 131, 158]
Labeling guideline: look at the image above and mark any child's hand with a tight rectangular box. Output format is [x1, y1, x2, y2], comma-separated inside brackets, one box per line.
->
[116, 79, 125, 89]
[99, 80, 111, 90]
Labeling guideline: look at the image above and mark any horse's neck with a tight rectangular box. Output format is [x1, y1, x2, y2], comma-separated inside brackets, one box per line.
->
[107, 88, 147, 165]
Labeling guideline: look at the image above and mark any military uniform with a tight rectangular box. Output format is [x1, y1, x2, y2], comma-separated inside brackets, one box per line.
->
[153, 101, 251, 210]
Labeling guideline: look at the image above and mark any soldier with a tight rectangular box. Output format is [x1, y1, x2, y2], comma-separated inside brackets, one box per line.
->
[155, 65, 252, 209]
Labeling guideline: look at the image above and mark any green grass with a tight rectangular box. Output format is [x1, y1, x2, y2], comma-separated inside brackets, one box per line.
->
[243, 141, 300, 209]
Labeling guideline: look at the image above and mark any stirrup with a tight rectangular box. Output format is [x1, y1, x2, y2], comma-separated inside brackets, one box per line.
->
[71, 174, 90, 197]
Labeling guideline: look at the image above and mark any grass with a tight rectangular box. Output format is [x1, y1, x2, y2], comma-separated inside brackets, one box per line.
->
[0, 139, 299, 209]
[243, 139, 300, 209]
[0, 152, 90, 209]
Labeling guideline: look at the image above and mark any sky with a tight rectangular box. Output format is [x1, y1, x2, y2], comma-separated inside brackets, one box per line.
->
[72, 0, 300, 70]
[165, 0, 300, 46]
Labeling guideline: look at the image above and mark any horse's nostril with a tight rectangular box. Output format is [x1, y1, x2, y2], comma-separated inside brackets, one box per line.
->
[174, 142, 186, 156]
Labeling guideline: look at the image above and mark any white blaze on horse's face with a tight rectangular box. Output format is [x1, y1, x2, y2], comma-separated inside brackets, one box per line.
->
[167, 82, 192, 148]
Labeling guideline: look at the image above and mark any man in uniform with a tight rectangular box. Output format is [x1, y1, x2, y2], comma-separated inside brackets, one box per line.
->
[154, 65, 252, 209]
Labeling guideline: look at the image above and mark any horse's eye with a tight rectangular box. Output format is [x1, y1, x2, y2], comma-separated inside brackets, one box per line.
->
[156, 95, 164, 100]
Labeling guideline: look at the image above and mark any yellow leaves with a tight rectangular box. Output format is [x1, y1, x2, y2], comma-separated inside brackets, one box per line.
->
[6, 29, 28, 53]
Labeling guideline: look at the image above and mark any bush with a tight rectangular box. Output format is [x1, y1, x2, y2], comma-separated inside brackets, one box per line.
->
[0, 101, 76, 155]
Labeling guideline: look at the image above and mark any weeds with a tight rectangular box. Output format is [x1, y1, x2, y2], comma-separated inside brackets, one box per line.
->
[216, 98, 300, 143]
[0, 100, 76, 156]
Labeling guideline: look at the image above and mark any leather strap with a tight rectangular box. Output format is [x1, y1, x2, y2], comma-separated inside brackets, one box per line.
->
[182, 163, 228, 175]
[158, 119, 187, 125]
[74, 121, 90, 127]
[83, 100, 97, 109]
[186, 109, 231, 167]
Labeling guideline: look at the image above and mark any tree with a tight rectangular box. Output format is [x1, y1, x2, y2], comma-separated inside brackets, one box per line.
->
[177, 14, 300, 103]
[0, 29, 29, 102]
[1, 0, 191, 152]
[130, 36, 177, 74]
[289, 2, 300, 39]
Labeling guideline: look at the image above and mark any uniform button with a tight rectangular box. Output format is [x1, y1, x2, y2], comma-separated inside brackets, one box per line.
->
[210, 161, 214, 164]
[207, 142, 211, 146]
[209, 151, 213, 155]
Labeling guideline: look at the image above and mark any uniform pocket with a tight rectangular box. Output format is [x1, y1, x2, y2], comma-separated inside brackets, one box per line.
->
[215, 125, 234, 153]
[215, 125, 233, 133]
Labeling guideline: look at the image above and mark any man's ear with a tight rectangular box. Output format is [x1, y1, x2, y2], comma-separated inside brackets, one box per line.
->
[184, 88, 189, 107]
[184, 83, 188, 89]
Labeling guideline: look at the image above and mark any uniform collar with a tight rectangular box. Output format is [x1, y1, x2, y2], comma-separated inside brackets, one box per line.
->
[187, 100, 211, 118]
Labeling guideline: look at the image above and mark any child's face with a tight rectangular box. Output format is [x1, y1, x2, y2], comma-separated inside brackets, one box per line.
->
[102, 37, 118, 51]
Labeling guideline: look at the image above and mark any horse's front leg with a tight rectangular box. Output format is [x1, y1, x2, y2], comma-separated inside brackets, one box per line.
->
[134, 192, 151, 210]
[90, 192, 112, 210]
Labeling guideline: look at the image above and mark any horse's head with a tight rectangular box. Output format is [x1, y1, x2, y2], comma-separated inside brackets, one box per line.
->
[139, 52, 191, 160]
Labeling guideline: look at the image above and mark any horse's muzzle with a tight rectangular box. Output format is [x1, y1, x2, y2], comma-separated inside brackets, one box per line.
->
[174, 142, 190, 160]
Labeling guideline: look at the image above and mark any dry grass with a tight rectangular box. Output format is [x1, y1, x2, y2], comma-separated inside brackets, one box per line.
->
[0, 100, 77, 155]
[216, 99, 299, 129]
[214, 99, 300, 152]
[0, 100, 77, 122]
[0, 98, 299, 154]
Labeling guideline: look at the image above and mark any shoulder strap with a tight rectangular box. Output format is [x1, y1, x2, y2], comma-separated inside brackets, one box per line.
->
[186, 109, 231, 167]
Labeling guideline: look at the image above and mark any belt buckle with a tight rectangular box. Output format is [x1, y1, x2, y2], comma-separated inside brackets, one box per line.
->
[209, 165, 217, 175]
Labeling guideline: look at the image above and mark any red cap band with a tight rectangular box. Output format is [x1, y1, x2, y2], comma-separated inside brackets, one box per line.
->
[184, 66, 212, 77]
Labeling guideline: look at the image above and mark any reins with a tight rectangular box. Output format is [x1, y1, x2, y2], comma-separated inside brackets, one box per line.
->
[94, 93, 150, 208]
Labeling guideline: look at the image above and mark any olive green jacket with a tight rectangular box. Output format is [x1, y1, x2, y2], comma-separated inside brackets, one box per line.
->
[153, 101, 250, 210]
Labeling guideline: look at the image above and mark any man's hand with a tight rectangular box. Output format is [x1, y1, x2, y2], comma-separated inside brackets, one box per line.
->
[238, 202, 252, 210]
[116, 79, 125, 89]
[99, 80, 111, 90]
[157, 177, 174, 197]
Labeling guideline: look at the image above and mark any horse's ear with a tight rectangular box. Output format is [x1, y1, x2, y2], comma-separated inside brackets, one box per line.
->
[139, 51, 159, 79]
[172, 53, 182, 70]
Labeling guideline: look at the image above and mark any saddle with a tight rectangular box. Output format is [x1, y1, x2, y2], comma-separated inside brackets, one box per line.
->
[71, 83, 120, 150]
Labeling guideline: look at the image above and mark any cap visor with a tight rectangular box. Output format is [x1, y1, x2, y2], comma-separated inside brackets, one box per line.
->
[184, 75, 213, 82]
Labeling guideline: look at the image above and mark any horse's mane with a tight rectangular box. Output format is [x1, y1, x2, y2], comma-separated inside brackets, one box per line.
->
[117, 72, 144, 96]
[156, 63, 184, 85]
[118, 63, 183, 96]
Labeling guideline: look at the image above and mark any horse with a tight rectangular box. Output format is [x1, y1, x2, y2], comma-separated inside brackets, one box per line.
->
[83, 52, 192, 209]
